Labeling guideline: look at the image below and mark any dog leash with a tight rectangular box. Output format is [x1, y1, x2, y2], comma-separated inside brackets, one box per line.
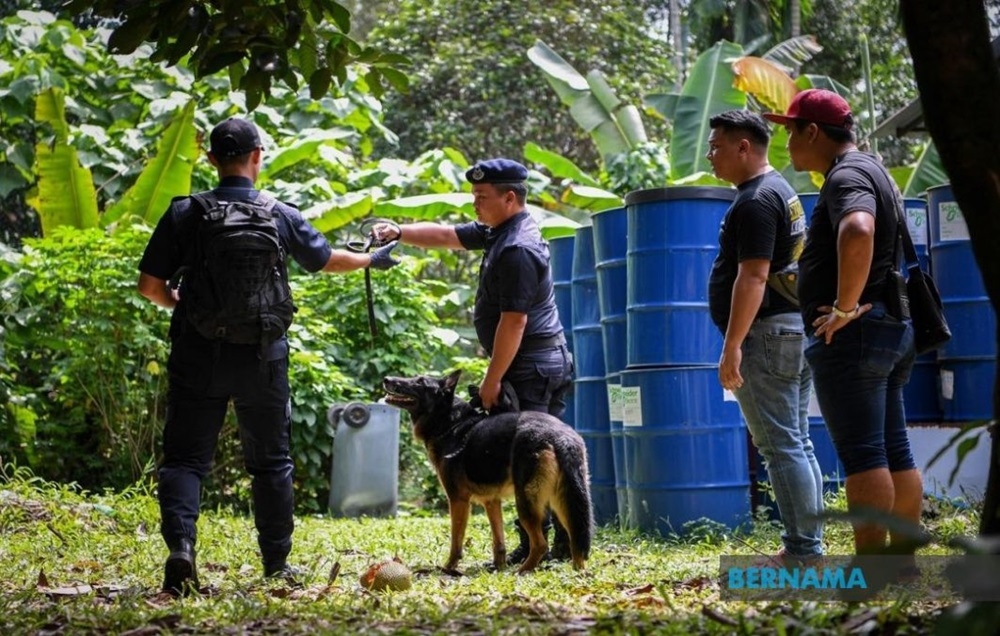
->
[347, 218, 400, 345]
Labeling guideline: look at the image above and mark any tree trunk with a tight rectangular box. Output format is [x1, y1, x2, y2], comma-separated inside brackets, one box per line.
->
[901, 0, 1000, 535]
[670, 0, 683, 90]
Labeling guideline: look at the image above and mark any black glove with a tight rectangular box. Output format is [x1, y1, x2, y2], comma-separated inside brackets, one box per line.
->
[368, 240, 401, 270]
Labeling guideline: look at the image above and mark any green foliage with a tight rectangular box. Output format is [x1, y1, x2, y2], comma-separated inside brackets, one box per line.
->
[603, 142, 672, 194]
[0, 227, 466, 511]
[0, 11, 401, 243]
[65, 0, 410, 111]
[0, 468, 975, 634]
[368, 0, 675, 171]
[0, 226, 168, 485]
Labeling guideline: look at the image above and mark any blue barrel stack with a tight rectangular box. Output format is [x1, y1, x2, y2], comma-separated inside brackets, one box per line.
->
[619, 186, 751, 536]
[591, 206, 629, 525]
[549, 234, 576, 429]
[927, 184, 996, 422]
[571, 225, 617, 525]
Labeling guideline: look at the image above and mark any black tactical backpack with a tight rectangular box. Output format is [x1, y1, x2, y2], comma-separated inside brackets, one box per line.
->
[181, 191, 295, 345]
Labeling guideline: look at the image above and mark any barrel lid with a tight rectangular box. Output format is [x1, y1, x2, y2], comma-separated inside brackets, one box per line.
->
[624, 186, 736, 206]
[925, 183, 952, 194]
[592, 205, 626, 217]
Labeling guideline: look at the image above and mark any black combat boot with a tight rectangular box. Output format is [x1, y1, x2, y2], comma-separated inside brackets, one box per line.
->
[162, 539, 199, 596]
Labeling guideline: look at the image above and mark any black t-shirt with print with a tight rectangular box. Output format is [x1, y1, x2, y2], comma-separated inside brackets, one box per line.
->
[708, 170, 805, 332]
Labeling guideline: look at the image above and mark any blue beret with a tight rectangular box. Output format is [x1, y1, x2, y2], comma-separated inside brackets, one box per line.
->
[465, 158, 528, 184]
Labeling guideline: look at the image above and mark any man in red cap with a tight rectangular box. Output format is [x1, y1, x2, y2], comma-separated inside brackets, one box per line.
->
[764, 90, 923, 558]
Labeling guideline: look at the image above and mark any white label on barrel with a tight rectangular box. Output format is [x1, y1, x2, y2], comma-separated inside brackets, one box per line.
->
[622, 386, 643, 427]
[607, 383, 623, 421]
[905, 205, 928, 246]
[938, 202, 970, 241]
[723, 389, 736, 402]
[940, 369, 955, 400]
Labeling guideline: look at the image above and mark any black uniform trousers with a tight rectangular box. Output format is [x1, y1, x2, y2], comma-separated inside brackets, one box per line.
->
[502, 344, 574, 418]
[159, 334, 294, 570]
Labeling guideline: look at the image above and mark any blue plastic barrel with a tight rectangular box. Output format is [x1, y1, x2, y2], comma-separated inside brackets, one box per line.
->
[549, 234, 576, 428]
[591, 206, 628, 376]
[799, 192, 819, 224]
[624, 187, 736, 367]
[605, 372, 628, 527]
[572, 225, 617, 524]
[591, 207, 629, 526]
[900, 197, 942, 422]
[620, 366, 749, 535]
[927, 184, 996, 421]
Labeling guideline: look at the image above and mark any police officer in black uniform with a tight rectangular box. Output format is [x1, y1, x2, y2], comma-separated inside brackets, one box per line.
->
[137, 117, 400, 595]
[372, 158, 574, 563]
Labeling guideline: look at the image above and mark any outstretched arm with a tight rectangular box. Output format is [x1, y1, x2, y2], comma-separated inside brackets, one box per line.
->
[373, 222, 464, 250]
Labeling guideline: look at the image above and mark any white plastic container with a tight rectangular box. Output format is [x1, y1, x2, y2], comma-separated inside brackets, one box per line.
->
[327, 402, 400, 518]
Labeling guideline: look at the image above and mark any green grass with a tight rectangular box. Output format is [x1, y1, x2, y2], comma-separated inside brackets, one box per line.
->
[0, 464, 983, 635]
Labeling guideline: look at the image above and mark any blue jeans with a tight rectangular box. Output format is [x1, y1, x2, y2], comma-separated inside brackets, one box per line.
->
[805, 304, 917, 476]
[734, 312, 823, 558]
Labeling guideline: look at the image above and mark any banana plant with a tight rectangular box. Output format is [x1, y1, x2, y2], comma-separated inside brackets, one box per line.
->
[645, 40, 748, 180]
[27, 87, 99, 234]
[897, 141, 948, 197]
[527, 40, 647, 161]
[102, 100, 200, 228]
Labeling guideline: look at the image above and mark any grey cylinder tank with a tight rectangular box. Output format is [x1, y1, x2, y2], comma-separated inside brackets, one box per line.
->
[328, 402, 400, 518]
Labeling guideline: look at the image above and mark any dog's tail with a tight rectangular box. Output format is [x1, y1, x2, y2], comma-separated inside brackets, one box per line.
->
[553, 435, 594, 570]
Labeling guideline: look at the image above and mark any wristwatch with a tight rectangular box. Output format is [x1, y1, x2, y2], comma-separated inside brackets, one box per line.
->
[831, 302, 860, 319]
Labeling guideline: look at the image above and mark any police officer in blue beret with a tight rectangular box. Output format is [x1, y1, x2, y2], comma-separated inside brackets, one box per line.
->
[373, 158, 574, 564]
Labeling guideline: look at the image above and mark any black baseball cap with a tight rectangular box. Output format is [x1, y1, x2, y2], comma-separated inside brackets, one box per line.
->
[209, 117, 262, 158]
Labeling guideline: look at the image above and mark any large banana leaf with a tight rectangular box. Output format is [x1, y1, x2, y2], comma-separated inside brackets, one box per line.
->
[102, 100, 199, 228]
[560, 185, 623, 212]
[300, 191, 374, 233]
[527, 40, 644, 159]
[761, 36, 823, 72]
[374, 193, 474, 220]
[259, 128, 356, 180]
[731, 56, 797, 113]
[538, 216, 582, 240]
[902, 141, 948, 197]
[523, 142, 602, 188]
[662, 41, 748, 180]
[28, 87, 98, 233]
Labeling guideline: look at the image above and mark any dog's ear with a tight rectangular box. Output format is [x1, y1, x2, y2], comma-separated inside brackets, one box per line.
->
[442, 369, 462, 393]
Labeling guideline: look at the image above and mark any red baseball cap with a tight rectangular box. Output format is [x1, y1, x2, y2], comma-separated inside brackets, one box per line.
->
[763, 88, 853, 129]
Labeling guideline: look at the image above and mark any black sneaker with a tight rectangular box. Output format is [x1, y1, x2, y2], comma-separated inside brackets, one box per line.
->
[546, 521, 572, 561]
[505, 543, 530, 566]
[162, 539, 199, 596]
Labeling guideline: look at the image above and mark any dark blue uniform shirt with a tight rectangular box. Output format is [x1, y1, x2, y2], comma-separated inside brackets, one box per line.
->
[138, 176, 333, 357]
[454, 211, 562, 353]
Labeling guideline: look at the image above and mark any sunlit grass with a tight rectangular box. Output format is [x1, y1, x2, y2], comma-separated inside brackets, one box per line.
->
[0, 464, 982, 634]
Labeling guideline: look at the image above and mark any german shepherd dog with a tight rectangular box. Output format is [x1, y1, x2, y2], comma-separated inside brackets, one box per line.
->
[383, 370, 593, 573]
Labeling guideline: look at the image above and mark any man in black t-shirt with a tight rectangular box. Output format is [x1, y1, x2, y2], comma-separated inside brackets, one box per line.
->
[706, 110, 822, 565]
[765, 90, 921, 558]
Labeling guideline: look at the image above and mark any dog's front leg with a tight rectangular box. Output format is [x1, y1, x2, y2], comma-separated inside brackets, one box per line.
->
[446, 497, 472, 571]
[482, 499, 506, 570]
